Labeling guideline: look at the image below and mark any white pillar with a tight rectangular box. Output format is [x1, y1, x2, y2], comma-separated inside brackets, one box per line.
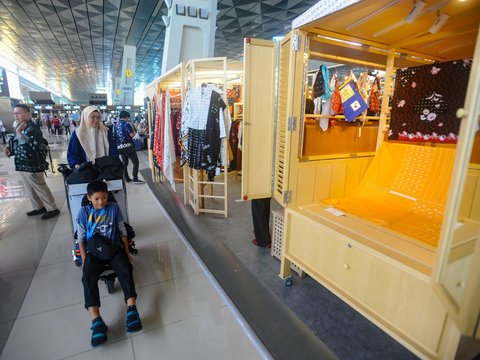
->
[161, 0, 217, 74]
[119, 45, 136, 106]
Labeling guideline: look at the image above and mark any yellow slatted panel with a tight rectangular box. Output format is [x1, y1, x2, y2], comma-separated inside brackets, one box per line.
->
[274, 35, 292, 205]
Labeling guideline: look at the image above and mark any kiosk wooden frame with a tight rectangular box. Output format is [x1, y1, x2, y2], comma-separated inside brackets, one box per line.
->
[241, 1, 480, 358]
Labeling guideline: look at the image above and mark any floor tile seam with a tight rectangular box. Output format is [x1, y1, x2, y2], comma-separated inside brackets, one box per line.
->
[142, 175, 274, 360]
[135, 268, 208, 290]
[15, 268, 209, 321]
[36, 259, 77, 269]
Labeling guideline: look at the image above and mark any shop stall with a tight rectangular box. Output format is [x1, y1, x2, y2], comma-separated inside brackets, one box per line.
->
[242, 1, 480, 358]
[146, 57, 244, 217]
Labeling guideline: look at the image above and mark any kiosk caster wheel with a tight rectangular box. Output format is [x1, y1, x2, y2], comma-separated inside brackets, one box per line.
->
[285, 276, 293, 287]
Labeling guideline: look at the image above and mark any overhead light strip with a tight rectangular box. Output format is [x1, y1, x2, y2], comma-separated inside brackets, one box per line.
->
[345, 0, 402, 31]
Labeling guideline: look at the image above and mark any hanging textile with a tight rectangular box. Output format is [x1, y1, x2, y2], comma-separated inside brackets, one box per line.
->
[181, 84, 227, 180]
[339, 80, 368, 122]
[229, 119, 241, 170]
[162, 90, 176, 190]
[330, 75, 343, 115]
[389, 59, 471, 143]
[153, 93, 162, 167]
[368, 76, 381, 114]
[171, 110, 182, 157]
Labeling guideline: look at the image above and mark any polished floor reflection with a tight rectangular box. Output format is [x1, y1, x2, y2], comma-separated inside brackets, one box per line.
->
[0, 137, 265, 360]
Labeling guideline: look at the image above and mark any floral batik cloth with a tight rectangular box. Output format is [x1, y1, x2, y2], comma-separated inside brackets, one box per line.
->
[389, 59, 471, 143]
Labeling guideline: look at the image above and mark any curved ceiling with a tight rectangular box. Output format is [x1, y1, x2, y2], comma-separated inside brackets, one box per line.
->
[0, 0, 318, 103]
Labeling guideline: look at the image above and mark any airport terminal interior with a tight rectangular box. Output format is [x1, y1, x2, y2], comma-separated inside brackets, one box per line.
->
[1, 1, 480, 360]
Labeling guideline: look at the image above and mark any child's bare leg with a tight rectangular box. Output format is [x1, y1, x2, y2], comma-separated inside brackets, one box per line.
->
[88, 306, 100, 320]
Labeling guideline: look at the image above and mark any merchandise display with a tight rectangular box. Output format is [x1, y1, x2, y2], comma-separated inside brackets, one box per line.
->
[239, 1, 480, 358]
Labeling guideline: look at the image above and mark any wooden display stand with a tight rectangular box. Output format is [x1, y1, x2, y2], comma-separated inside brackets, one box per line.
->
[242, 2, 480, 359]
[183, 57, 244, 217]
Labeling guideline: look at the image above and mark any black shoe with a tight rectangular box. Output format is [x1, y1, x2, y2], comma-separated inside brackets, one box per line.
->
[132, 179, 144, 184]
[26, 207, 47, 216]
[125, 177, 132, 182]
[41, 209, 60, 220]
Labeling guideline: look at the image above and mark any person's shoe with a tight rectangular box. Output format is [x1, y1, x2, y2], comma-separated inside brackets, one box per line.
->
[251, 239, 271, 248]
[125, 177, 132, 182]
[41, 209, 60, 220]
[90, 317, 108, 347]
[26, 207, 47, 216]
[132, 179, 144, 184]
[126, 305, 143, 333]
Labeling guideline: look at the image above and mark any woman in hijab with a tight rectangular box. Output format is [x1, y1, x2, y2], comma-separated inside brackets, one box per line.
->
[67, 106, 118, 168]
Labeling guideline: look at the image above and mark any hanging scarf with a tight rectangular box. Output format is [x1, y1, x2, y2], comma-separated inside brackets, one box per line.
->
[76, 105, 109, 163]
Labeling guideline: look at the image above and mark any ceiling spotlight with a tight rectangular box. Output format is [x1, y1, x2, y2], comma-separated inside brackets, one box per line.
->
[405, 0, 426, 23]
[429, 12, 449, 33]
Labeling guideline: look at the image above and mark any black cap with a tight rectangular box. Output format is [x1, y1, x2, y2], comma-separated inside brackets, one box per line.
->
[119, 110, 130, 119]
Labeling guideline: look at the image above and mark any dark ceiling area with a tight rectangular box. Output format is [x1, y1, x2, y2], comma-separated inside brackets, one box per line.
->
[0, 0, 318, 103]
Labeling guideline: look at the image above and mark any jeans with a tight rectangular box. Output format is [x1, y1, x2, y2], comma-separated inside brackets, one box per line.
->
[82, 249, 137, 308]
[119, 145, 140, 180]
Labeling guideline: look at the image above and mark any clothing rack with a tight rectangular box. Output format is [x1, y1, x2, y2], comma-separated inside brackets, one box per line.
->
[183, 57, 242, 218]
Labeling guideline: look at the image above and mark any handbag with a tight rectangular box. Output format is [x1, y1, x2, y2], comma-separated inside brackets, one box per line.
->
[86, 233, 119, 260]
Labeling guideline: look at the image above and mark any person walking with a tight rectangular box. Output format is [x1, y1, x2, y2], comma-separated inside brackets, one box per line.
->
[62, 115, 71, 137]
[4, 104, 60, 220]
[0, 120, 6, 145]
[114, 111, 144, 184]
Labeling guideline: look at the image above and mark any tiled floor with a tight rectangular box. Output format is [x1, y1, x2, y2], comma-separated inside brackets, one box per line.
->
[0, 138, 266, 360]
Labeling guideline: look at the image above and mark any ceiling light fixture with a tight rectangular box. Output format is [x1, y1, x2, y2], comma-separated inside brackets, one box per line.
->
[429, 12, 449, 33]
[405, 0, 426, 23]
[345, 0, 401, 30]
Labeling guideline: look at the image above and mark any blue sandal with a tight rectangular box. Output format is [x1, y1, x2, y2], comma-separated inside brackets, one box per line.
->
[126, 306, 143, 333]
[91, 317, 108, 347]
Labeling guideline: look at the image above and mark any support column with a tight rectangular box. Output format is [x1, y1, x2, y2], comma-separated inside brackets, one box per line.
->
[119, 45, 136, 106]
[161, 0, 217, 74]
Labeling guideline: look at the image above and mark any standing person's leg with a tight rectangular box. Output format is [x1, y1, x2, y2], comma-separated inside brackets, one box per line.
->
[125, 146, 141, 183]
[1, 132, 5, 145]
[251, 197, 272, 247]
[22, 172, 60, 219]
[19, 172, 46, 214]
[119, 150, 131, 181]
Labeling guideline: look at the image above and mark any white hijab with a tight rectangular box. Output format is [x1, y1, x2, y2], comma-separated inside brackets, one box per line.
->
[76, 106, 109, 163]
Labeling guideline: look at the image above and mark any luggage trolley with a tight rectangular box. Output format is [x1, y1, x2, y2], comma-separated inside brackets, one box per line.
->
[60, 166, 136, 293]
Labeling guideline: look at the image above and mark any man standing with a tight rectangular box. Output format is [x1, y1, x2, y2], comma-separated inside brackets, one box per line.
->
[114, 110, 144, 184]
[62, 114, 71, 137]
[0, 119, 6, 144]
[4, 104, 60, 219]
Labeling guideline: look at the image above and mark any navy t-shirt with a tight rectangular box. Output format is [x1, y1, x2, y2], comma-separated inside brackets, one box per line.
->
[114, 120, 135, 148]
[77, 202, 126, 245]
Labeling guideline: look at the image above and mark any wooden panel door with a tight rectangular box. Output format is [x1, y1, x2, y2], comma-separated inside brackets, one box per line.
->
[241, 38, 276, 200]
[273, 30, 305, 206]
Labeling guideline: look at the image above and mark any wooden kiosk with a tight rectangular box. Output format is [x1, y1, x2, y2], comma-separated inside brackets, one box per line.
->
[241, 1, 480, 359]
[145, 57, 244, 217]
